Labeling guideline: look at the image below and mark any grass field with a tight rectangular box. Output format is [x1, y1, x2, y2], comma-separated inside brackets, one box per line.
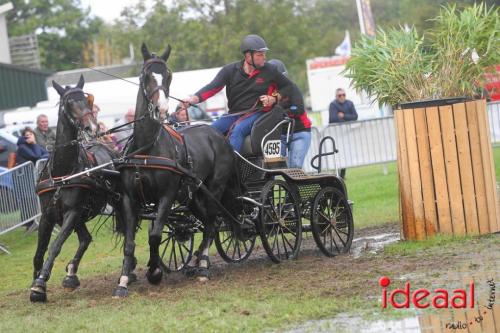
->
[0, 147, 498, 332]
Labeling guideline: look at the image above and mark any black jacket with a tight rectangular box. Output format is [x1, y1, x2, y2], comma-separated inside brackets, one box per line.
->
[195, 60, 294, 114]
[329, 99, 358, 123]
[280, 83, 311, 133]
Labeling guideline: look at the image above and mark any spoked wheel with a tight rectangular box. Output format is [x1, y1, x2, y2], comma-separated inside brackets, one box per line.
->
[159, 225, 194, 272]
[258, 179, 302, 263]
[215, 218, 256, 263]
[311, 187, 354, 257]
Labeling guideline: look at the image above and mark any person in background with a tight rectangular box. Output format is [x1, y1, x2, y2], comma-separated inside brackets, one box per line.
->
[92, 104, 101, 120]
[267, 59, 312, 169]
[113, 107, 135, 151]
[328, 88, 358, 178]
[169, 105, 190, 126]
[33, 114, 56, 151]
[97, 122, 118, 151]
[16, 127, 48, 165]
[328, 88, 358, 123]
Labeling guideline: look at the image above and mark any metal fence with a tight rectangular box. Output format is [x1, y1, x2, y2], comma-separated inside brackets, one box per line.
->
[488, 101, 500, 146]
[303, 101, 500, 173]
[0, 162, 41, 254]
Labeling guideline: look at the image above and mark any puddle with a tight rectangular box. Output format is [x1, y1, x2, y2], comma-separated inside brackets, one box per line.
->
[284, 304, 500, 332]
[351, 232, 401, 258]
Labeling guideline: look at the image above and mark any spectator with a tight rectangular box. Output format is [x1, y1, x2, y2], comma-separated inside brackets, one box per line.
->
[16, 127, 48, 229]
[329, 88, 358, 123]
[328, 88, 358, 179]
[33, 114, 56, 151]
[114, 108, 135, 150]
[98, 122, 118, 151]
[92, 103, 101, 120]
[16, 127, 48, 165]
[169, 105, 190, 126]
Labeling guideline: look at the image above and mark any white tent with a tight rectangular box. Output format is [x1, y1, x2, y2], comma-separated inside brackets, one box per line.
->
[3, 66, 227, 129]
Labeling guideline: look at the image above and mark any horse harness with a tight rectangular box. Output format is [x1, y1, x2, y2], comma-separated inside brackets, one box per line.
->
[114, 123, 199, 209]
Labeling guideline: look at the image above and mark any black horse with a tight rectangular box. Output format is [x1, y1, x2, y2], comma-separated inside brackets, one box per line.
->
[112, 43, 238, 297]
[30, 75, 124, 302]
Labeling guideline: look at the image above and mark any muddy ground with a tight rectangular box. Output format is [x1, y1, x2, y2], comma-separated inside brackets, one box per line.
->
[1, 222, 498, 332]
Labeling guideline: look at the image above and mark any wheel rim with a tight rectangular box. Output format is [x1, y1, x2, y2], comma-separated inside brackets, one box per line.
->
[160, 226, 194, 272]
[216, 220, 255, 263]
[260, 180, 301, 262]
[312, 188, 353, 256]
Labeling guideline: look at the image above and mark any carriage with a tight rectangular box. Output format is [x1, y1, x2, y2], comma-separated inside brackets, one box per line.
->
[136, 107, 354, 271]
[30, 45, 353, 302]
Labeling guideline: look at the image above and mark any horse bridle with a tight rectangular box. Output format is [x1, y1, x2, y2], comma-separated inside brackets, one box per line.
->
[139, 57, 172, 120]
[60, 88, 95, 130]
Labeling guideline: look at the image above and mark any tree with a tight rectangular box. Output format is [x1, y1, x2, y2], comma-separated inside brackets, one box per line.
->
[2, 0, 103, 70]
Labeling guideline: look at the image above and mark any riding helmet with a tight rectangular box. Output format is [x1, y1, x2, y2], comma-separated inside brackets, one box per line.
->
[240, 34, 269, 53]
[268, 59, 288, 77]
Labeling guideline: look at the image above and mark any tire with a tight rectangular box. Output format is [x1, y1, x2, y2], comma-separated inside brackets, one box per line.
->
[159, 224, 194, 272]
[215, 218, 256, 264]
[258, 179, 302, 263]
[311, 187, 354, 257]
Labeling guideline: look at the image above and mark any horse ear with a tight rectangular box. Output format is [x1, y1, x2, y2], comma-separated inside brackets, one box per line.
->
[160, 44, 171, 62]
[76, 74, 85, 89]
[141, 43, 151, 61]
[52, 80, 65, 96]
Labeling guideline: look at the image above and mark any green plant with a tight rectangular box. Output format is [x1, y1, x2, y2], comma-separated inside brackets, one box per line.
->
[345, 4, 500, 106]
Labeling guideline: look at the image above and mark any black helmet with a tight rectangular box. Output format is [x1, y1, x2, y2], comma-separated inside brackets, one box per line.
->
[268, 59, 288, 77]
[240, 34, 269, 53]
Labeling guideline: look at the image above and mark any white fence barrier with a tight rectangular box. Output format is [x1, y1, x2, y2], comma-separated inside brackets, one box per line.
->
[0, 162, 41, 253]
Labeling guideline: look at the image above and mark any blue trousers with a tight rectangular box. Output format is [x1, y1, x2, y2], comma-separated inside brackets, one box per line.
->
[211, 112, 264, 152]
[281, 131, 312, 169]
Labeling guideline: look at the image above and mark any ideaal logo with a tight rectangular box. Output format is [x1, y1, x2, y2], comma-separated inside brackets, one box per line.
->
[379, 276, 475, 309]
[379, 276, 496, 330]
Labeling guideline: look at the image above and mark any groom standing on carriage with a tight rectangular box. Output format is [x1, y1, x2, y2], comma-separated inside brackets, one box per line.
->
[180, 34, 294, 152]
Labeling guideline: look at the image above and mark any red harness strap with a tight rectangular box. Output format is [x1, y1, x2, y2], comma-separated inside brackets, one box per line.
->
[163, 125, 184, 144]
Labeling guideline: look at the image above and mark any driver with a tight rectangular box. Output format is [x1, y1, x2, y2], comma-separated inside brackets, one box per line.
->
[180, 34, 294, 152]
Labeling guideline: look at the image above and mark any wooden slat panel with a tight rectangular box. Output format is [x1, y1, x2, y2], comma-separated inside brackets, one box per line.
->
[454, 308, 470, 333]
[415, 108, 438, 237]
[465, 101, 489, 234]
[404, 109, 426, 239]
[480, 305, 495, 333]
[394, 110, 405, 239]
[493, 304, 500, 333]
[453, 102, 479, 235]
[428, 313, 444, 333]
[395, 109, 415, 239]
[476, 100, 500, 233]
[439, 104, 466, 235]
[427, 106, 451, 234]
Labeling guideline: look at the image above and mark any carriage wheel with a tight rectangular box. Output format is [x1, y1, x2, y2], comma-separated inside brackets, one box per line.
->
[311, 187, 353, 257]
[215, 219, 256, 263]
[258, 179, 302, 263]
[159, 225, 194, 272]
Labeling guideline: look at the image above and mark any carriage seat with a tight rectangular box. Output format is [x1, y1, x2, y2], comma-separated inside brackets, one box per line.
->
[240, 107, 286, 157]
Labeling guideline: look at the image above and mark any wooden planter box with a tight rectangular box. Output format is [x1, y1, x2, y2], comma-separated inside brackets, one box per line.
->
[395, 99, 500, 240]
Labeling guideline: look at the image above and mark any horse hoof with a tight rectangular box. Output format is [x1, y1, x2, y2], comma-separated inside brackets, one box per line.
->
[197, 276, 209, 283]
[195, 267, 210, 282]
[62, 275, 80, 290]
[183, 265, 197, 278]
[30, 290, 47, 303]
[128, 272, 138, 284]
[146, 267, 163, 285]
[112, 286, 128, 298]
